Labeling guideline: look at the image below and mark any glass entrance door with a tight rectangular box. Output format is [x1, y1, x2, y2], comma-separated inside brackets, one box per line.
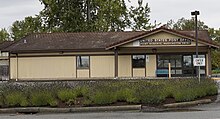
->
[157, 54, 206, 77]
[157, 55, 182, 77]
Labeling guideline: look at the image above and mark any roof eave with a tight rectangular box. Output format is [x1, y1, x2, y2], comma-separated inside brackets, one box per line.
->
[7, 48, 106, 54]
[105, 27, 219, 50]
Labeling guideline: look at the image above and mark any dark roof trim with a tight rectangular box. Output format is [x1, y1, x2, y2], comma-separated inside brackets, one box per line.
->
[8, 48, 107, 54]
[106, 27, 219, 50]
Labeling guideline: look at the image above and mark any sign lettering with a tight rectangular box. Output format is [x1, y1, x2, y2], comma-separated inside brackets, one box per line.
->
[193, 58, 205, 66]
[139, 38, 191, 45]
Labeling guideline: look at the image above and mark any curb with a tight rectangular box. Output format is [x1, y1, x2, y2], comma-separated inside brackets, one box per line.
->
[0, 105, 141, 114]
[70, 105, 141, 112]
[141, 107, 203, 112]
[0, 99, 213, 114]
[163, 99, 212, 108]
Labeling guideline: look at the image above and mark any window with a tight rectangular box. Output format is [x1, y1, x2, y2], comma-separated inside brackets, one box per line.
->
[77, 56, 89, 69]
[157, 55, 182, 68]
[183, 55, 192, 67]
[0, 65, 9, 80]
[157, 54, 206, 77]
[132, 55, 145, 68]
[157, 55, 182, 77]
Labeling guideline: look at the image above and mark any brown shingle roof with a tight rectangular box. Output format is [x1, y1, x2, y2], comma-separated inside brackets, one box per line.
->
[3, 32, 146, 53]
[3, 27, 219, 53]
[0, 41, 14, 50]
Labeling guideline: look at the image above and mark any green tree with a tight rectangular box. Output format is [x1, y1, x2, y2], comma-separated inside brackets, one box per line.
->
[129, 0, 152, 31]
[92, 0, 129, 31]
[8, 0, 153, 40]
[39, 0, 86, 32]
[10, 16, 44, 40]
[39, 0, 152, 32]
[209, 28, 220, 42]
[0, 28, 10, 42]
[39, 0, 130, 32]
[166, 17, 209, 30]
[211, 49, 220, 69]
[209, 28, 220, 69]
[166, 17, 220, 70]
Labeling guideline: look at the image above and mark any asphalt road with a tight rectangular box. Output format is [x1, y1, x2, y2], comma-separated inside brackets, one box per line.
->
[0, 111, 220, 119]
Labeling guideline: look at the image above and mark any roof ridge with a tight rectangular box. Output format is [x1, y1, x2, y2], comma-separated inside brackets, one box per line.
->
[30, 31, 147, 35]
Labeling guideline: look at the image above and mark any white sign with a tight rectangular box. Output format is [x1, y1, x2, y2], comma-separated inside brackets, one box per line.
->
[193, 58, 205, 66]
[139, 38, 191, 45]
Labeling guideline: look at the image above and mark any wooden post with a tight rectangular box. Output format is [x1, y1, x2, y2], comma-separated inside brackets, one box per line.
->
[168, 63, 171, 79]
[114, 47, 118, 78]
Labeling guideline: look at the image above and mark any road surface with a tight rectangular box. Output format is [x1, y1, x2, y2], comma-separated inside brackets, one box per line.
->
[0, 111, 220, 119]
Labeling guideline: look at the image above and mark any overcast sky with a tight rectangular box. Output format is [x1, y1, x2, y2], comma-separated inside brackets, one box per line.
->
[0, 0, 219, 30]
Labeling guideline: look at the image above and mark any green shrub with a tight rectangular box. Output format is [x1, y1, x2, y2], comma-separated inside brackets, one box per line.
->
[212, 69, 220, 74]
[138, 86, 166, 104]
[168, 79, 218, 102]
[89, 85, 117, 105]
[57, 89, 77, 102]
[0, 79, 217, 107]
[0, 94, 4, 107]
[115, 88, 139, 103]
[82, 99, 92, 105]
[202, 81, 218, 96]
[91, 91, 116, 105]
[78, 86, 90, 98]
[49, 100, 58, 107]
[30, 90, 57, 107]
[57, 87, 90, 105]
[4, 91, 29, 107]
[173, 88, 196, 102]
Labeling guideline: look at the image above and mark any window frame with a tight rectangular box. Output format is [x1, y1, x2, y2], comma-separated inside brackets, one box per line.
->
[76, 56, 90, 69]
[132, 55, 146, 68]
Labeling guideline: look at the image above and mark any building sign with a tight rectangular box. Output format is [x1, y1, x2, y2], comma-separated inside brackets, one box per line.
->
[139, 38, 191, 45]
[193, 58, 205, 66]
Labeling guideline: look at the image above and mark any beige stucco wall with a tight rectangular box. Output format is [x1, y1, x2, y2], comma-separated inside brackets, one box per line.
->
[90, 56, 114, 77]
[10, 56, 76, 79]
[118, 55, 132, 77]
[77, 69, 89, 78]
[118, 55, 156, 77]
[146, 55, 156, 77]
[133, 68, 145, 77]
[10, 58, 17, 79]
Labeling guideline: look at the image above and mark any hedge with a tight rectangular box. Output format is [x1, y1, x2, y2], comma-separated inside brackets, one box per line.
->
[0, 79, 217, 107]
